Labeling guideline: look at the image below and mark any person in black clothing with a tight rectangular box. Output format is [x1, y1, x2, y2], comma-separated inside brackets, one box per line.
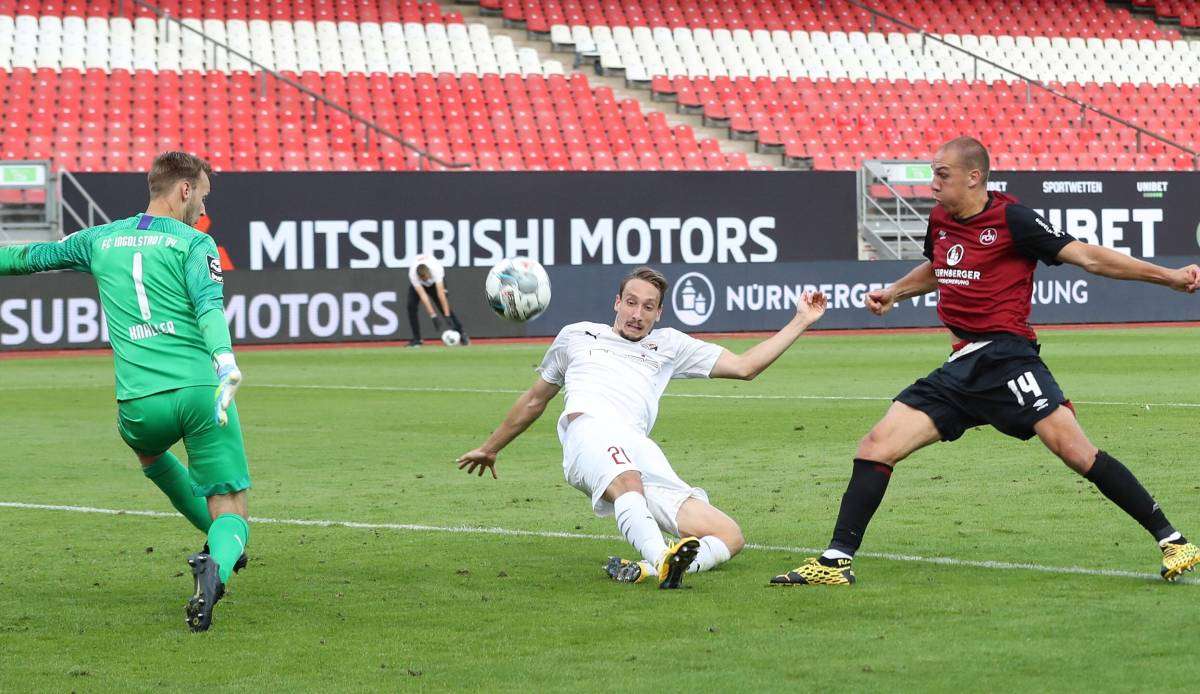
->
[407, 253, 467, 346]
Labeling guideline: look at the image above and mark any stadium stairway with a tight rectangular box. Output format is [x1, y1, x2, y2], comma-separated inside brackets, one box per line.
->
[0, 0, 765, 171]
[468, 0, 1200, 171]
[434, 0, 782, 169]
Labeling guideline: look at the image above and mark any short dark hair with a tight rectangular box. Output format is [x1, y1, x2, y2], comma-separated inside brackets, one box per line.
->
[943, 136, 990, 182]
[148, 151, 212, 198]
[618, 266, 668, 304]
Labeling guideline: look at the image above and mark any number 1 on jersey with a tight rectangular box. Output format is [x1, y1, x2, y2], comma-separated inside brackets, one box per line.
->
[132, 251, 152, 320]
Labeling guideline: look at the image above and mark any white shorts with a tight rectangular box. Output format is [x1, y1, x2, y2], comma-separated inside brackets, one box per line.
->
[559, 413, 708, 536]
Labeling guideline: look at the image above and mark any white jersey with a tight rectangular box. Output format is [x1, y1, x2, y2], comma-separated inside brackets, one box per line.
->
[537, 321, 724, 436]
[407, 254, 445, 288]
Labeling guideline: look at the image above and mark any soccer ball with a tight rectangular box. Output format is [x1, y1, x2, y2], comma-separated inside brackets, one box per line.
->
[485, 257, 552, 322]
[441, 330, 461, 346]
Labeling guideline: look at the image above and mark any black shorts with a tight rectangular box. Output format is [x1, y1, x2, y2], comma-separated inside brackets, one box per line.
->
[895, 336, 1071, 442]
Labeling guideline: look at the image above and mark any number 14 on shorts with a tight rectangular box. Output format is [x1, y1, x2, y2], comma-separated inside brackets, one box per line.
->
[1006, 371, 1045, 408]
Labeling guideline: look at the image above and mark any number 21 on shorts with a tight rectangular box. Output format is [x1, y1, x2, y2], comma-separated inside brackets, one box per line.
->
[1006, 371, 1042, 406]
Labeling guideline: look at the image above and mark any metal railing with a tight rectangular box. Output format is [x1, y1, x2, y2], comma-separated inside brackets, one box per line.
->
[117, 0, 471, 172]
[0, 160, 60, 244]
[59, 169, 111, 232]
[858, 161, 931, 260]
[842, 0, 1199, 170]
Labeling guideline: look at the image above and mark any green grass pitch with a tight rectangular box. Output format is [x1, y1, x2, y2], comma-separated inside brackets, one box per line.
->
[2, 327, 1197, 691]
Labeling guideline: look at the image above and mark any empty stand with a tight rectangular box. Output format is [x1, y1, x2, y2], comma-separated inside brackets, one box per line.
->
[0, 66, 750, 171]
[0, 0, 1195, 173]
[507, 0, 1179, 39]
[0, 2, 751, 171]
[654, 75, 1198, 171]
[533, 1, 1198, 170]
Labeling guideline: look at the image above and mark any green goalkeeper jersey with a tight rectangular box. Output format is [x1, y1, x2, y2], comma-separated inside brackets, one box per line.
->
[0, 213, 231, 401]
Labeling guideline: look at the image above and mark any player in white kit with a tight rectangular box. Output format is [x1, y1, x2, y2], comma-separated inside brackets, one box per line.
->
[457, 267, 827, 588]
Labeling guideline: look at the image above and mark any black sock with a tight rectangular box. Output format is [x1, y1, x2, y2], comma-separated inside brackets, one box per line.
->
[1085, 450, 1176, 542]
[828, 459, 893, 557]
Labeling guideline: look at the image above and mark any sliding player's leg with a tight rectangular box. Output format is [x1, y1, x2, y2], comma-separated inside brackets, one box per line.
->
[563, 415, 697, 588]
[675, 499, 744, 574]
[178, 385, 251, 631]
[633, 436, 742, 575]
[118, 392, 211, 533]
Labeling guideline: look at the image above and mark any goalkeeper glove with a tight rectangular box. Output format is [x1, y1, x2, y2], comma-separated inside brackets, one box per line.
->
[432, 314, 450, 333]
[213, 352, 242, 427]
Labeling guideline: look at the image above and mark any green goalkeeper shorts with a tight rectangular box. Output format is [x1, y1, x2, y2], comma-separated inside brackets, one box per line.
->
[117, 385, 251, 498]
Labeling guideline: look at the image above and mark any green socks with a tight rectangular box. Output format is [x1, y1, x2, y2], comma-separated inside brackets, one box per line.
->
[207, 513, 250, 583]
[143, 452, 212, 533]
[142, 454, 249, 584]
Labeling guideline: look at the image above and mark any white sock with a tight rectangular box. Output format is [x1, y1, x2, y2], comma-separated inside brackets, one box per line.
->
[822, 549, 853, 561]
[613, 492, 668, 568]
[686, 536, 732, 573]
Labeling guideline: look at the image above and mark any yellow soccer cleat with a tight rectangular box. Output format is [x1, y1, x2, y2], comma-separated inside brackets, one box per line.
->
[770, 557, 856, 586]
[604, 556, 655, 584]
[1160, 540, 1200, 581]
[657, 537, 701, 589]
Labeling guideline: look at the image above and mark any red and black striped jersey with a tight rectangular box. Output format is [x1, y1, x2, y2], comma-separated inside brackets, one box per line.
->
[924, 192, 1075, 342]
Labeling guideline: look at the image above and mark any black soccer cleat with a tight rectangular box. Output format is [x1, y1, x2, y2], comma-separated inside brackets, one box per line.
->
[657, 537, 701, 589]
[185, 553, 227, 633]
[604, 556, 654, 584]
[201, 543, 248, 574]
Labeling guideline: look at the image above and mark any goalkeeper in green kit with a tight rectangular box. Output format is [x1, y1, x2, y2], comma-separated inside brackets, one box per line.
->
[0, 152, 249, 632]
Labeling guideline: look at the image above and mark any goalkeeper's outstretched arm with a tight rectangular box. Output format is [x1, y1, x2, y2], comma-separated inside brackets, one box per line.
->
[0, 228, 97, 275]
[456, 376, 561, 479]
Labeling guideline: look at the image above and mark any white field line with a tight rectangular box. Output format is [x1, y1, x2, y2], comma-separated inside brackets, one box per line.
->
[253, 383, 1200, 409]
[7, 382, 1199, 409]
[0, 501, 1193, 585]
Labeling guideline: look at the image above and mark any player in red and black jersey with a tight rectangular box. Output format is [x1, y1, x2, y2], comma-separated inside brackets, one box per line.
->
[772, 136, 1200, 587]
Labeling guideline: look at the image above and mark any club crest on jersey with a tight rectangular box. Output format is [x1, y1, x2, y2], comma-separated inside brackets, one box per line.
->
[946, 244, 965, 267]
[207, 255, 223, 283]
[979, 228, 997, 245]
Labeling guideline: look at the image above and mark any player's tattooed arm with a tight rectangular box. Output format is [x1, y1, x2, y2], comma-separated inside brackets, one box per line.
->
[710, 291, 827, 381]
[866, 261, 937, 316]
[1056, 242, 1200, 293]
[456, 376, 562, 478]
